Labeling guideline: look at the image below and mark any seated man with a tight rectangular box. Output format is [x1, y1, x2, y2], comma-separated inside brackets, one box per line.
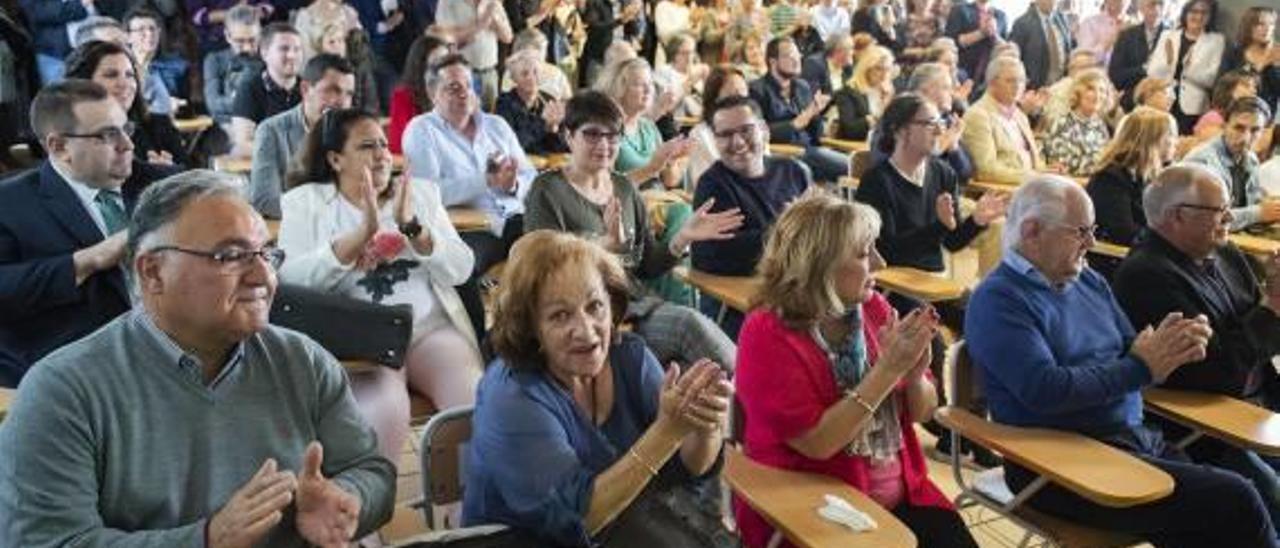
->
[966, 175, 1277, 546]
[692, 95, 811, 335]
[1183, 97, 1279, 232]
[0, 80, 134, 386]
[1114, 163, 1280, 524]
[0, 170, 396, 545]
[800, 34, 854, 95]
[961, 56, 1044, 184]
[230, 22, 303, 158]
[747, 36, 848, 183]
[403, 54, 536, 339]
[202, 4, 264, 127]
[248, 54, 356, 219]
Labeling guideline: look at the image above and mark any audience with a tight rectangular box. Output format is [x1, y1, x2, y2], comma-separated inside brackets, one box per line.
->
[436, 0, 514, 108]
[1222, 7, 1279, 115]
[463, 230, 730, 545]
[1009, 0, 1073, 90]
[495, 49, 568, 155]
[499, 28, 573, 101]
[749, 36, 848, 182]
[598, 58, 690, 189]
[387, 33, 453, 154]
[1146, 0, 1224, 134]
[1191, 69, 1259, 144]
[1076, 0, 1127, 65]
[1184, 97, 1277, 231]
[292, 0, 361, 61]
[736, 191, 980, 548]
[1088, 106, 1179, 245]
[230, 22, 304, 158]
[962, 56, 1044, 184]
[966, 175, 1277, 546]
[124, 7, 182, 115]
[0, 80, 134, 387]
[943, 0, 1007, 85]
[1114, 163, 1280, 524]
[21, 0, 126, 84]
[1040, 68, 1112, 176]
[801, 34, 855, 96]
[189, 0, 274, 52]
[1133, 75, 1175, 112]
[203, 4, 264, 127]
[1110, 0, 1167, 108]
[832, 45, 896, 140]
[887, 62, 974, 182]
[687, 65, 752, 186]
[653, 33, 709, 120]
[248, 53, 356, 220]
[0, 169, 395, 546]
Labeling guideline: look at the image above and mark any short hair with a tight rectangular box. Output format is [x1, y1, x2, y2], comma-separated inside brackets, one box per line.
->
[1067, 68, 1111, 110]
[1134, 76, 1172, 106]
[754, 189, 882, 330]
[765, 36, 795, 62]
[1224, 95, 1272, 122]
[288, 108, 381, 189]
[1208, 69, 1259, 112]
[490, 231, 631, 371]
[1238, 7, 1277, 48]
[425, 53, 471, 91]
[73, 16, 125, 47]
[1096, 106, 1177, 180]
[29, 79, 111, 140]
[708, 95, 763, 129]
[1143, 163, 1224, 224]
[984, 55, 1024, 87]
[907, 62, 950, 92]
[127, 170, 245, 268]
[1003, 175, 1079, 251]
[1178, 0, 1218, 32]
[301, 53, 355, 85]
[63, 41, 147, 122]
[259, 22, 300, 53]
[597, 58, 651, 104]
[825, 34, 854, 56]
[702, 65, 747, 123]
[512, 28, 548, 53]
[1066, 48, 1099, 74]
[876, 93, 931, 155]
[562, 90, 624, 134]
[225, 4, 261, 27]
[663, 33, 696, 60]
[123, 6, 162, 29]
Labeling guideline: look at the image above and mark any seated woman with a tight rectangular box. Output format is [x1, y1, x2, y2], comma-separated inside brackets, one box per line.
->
[278, 108, 484, 461]
[732, 30, 769, 81]
[653, 33, 711, 121]
[500, 29, 574, 102]
[1133, 76, 1175, 112]
[1191, 69, 1259, 145]
[495, 49, 568, 155]
[1088, 106, 1179, 246]
[686, 66, 751, 187]
[833, 45, 897, 140]
[735, 191, 979, 548]
[463, 230, 731, 546]
[525, 90, 741, 370]
[1040, 68, 1113, 176]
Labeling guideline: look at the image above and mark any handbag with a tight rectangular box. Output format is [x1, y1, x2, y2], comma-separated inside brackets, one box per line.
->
[269, 283, 413, 368]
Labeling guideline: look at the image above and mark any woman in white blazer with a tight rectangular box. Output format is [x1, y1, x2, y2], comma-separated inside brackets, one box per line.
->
[1146, 0, 1225, 134]
[278, 108, 483, 461]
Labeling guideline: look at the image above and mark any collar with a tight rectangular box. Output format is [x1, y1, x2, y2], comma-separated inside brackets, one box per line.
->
[1002, 249, 1070, 291]
[1214, 137, 1259, 168]
[50, 160, 112, 204]
[1144, 229, 1220, 271]
[132, 309, 246, 389]
[889, 156, 928, 187]
[262, 70, 297, 95]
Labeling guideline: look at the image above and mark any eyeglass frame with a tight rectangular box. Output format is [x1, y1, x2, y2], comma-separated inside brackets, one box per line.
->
[148, 245, 287, 272]
[61, 122, 136, 146]
[1056, 222, 1098, 241]
[712, 121, 764, 143]
[1176, 202, 1232, 220]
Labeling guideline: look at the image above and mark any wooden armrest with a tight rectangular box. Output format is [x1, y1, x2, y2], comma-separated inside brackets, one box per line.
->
[725, 447, 917, 548]
[675, 115, 700, 128]
[447, 208, 491, 232]
[0, 387, 14, 422]
[672, 267, 758, 313]
[820, 137, 869, 153]
[1089, 241, 1130, 259]
[934, 407, 1174, 507]
[769, 143, 806, 158]
[1144, 387, 1280, 457]
[1229, 234, 1280, 257]
[873, 267, 966, 303]
[340, 360, 381, 374]
[173, 115, 213, 133]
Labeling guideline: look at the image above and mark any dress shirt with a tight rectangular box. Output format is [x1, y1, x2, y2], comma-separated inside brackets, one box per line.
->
[50, 160, 111, 237]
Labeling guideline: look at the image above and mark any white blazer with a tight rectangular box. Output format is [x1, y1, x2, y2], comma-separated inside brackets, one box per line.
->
[277, 178, 479, 348]
[1145, 29, 1225, 116]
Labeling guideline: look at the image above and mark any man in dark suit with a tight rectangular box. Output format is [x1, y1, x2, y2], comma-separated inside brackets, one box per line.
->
[1109, 0, 1167, 109]
[944, 0, 1008, 85]
[0, 79, 135, 386]
[801, 34, 855, 96]
[1009, 0, 1074, 90]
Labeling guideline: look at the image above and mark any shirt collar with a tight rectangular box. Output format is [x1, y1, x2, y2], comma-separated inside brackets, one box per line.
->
[132, 309, 246, 389]
[1214, 137, 1258, 168]
[1002, 249, 1071, 291]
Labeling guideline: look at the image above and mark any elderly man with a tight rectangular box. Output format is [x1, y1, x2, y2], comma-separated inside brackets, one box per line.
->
[203, 4, 264, 126]
[961, 56, 1044, 184]
[1184, 97, 1279, 232]
[230, 22, 303, 158]
[966, 175, 1277, 546]
[0, 80, 134, 386]
[748, 36, 847, 183]
[403, 53, 535, 339]
[1114, 163, 1280, 525]
[0, 170, 396, 546]
[247, 54, 356, 219]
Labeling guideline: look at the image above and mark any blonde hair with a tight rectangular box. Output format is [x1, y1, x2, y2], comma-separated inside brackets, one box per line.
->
[595, 57, 651, 104]
[850, 45, 894, 94]
[1068, 68, 1112, 111]
[753, 189, 882, 330]
[1134, 76, 1173, 107]
[1095, 106, 1177, 180]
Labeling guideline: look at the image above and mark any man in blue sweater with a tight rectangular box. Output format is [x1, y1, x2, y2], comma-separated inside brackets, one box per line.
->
[965, 175, 1278, 546]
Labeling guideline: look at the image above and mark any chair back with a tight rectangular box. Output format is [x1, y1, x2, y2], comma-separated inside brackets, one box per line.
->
[420, 405, 475, 530]
[946, 340, 986, 414]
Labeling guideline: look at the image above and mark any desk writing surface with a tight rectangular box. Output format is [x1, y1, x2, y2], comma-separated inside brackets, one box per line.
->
[446, 208, 491, 232]
[1144, 388, 1280, 457]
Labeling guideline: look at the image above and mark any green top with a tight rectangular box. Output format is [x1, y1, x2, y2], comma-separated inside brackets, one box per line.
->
[614, 118, 663, 174]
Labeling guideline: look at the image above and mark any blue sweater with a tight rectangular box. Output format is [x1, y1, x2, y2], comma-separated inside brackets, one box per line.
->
[964, 257, 1152, 437]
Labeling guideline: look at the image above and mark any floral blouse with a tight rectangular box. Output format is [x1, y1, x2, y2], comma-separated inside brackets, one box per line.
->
[1041, 111, 1111, 176]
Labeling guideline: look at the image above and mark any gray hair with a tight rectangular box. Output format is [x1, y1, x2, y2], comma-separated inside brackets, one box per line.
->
[1143, 163, 1225, 225]
[127, 170, 245, 268]
[985, 55, 1025, 87]
[907, 62, 950, 91]
[73, 16, 125, 47]
[1003, 175, 1079, 252]
[226, 4, 261, 27]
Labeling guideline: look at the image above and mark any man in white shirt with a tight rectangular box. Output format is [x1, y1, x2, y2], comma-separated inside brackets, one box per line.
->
[434, 0, 513, 108]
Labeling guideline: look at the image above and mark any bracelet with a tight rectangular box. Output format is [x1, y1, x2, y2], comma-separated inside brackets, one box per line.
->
[847, 389, 876, 414]
[627, 447, 660, 478]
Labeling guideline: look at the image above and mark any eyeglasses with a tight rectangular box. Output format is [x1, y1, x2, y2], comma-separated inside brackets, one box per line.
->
[150, 245, 286, 272]
[578, 128, 621, 145]
[1177, 203, 1231, 219]
[908, 116, 950, 131]
[62, 122, 135, 146]
[712, 123, 761, 142]
[1058, 223, 1098, 241]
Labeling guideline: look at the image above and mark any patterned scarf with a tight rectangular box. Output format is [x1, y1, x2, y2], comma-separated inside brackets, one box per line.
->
[814, 308, 904, 462]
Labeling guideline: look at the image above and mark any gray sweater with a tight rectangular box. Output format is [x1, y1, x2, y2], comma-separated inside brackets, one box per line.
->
[0, 310, 396, 547]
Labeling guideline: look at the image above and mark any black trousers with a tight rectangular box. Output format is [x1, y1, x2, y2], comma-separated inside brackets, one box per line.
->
[1005, 425, 1278, 548]
[890, 504, 980, 548]
[457, 215, 523, 346]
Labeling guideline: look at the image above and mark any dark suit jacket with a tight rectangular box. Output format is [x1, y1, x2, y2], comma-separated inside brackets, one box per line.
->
[0, 162, 131, 385]
[1109, 22, 1163, 103]
[1009, 7, 1074, 89]
[944, 2, 1008, 84]
[801, 53, 832, 95]
[19, 0, 126, 58]
[749, 74, 824, 147]
[832, 87, 873, 140]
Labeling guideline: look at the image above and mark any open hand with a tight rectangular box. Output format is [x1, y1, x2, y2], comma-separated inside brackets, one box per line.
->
[296, 442, 361, 548]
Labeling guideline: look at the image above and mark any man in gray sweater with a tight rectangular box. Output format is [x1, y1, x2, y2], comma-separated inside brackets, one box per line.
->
[0, 170, 396, 547]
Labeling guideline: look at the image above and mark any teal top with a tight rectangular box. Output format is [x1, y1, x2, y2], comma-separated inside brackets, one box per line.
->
[615, 118, 662, 174]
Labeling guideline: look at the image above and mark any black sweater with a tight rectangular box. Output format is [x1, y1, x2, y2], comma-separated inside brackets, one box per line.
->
[855, 157, 982, 272]
[1087, 164, 1146, 246]
[690, 158, 812, 275]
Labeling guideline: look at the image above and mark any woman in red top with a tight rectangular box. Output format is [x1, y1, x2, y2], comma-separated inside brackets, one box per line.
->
[387, 34, 454, 154]
[734, 192, 977, 548]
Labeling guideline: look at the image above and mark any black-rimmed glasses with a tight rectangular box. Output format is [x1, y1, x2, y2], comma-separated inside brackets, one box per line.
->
[62, 122, 135, 146]
[150, 245, 286, 272]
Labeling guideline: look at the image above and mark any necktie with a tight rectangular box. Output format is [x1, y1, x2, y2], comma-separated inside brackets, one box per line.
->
[95, 189, 127, 235]
[1047, 19, 1063, 82]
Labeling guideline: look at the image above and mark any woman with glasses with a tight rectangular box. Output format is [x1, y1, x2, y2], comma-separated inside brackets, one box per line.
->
[1088, 106, 1179, 246]
[278, 108, 483, 462]
[1040, 68, 1114, 177]
[833, 46, 896, 140]
[524, 90, 742, 372]
[1146, 0, 1225, 134]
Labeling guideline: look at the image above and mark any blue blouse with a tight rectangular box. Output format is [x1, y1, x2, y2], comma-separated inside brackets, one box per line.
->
[463, 334, 691, 546]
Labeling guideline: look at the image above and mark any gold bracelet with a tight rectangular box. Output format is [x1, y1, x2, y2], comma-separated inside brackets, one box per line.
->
[627, 447, 659, 477]
[847, 389, 876, 414]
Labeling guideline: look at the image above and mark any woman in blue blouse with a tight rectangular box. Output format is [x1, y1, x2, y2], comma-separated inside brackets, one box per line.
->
[463, 230, 731, 546]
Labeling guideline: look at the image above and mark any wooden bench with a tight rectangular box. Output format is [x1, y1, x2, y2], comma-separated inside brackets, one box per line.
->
[725, 446, 917, 548]
[769, 143, 806, 158]
[0, 387, 13, 422]
[527, 153, 570, 171]
[1090, 241, 1130, 259]
[1144, 387, 1280, 457]
[874, 267, 967, 302]
[173, 115, 214, 134]
[820, 137, 870, 153]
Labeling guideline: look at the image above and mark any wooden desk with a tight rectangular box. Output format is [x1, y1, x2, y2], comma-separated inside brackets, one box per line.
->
[725, 447, 917, 548]
[769, 143, 806, 158]
[173, 115, 214, 134]
[966, 180, 1018, 196]
[675, 115, 700, 128]
[874, 267, 966, 302]
[1230, 233, 1280, 257]
[0, 387, 13, 422]
[1144, 388, 1280, 457]
[527, 153, 570, 171]
[674, 267, 759, 314]
[1090, 241, 1130, 259]
[447, 208, 491, 232]
[820, 137, 870, 153]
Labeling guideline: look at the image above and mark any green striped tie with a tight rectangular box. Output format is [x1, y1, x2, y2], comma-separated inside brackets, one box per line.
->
[94, 190, 127, 235]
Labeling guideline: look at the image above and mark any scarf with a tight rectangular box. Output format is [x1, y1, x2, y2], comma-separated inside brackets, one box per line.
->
[814, 308, 904, 462]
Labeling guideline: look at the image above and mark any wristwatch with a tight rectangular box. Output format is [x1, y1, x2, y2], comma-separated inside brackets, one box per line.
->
[398, 216, 423, 239]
